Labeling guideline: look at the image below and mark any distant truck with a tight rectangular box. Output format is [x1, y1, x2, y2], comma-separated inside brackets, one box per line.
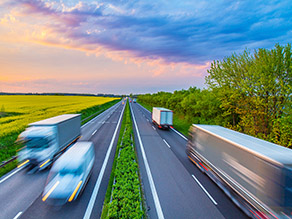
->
[187, 124, 292, 219]
[42, 141, 95, 205]
[152, 107, 173, 129]
[17, 114, 81, 170]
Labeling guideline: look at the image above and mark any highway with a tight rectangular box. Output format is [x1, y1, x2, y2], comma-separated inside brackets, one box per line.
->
[130, 102, 248, 219]
[0, 100, 248, 219]
[0, 101, 125, 219]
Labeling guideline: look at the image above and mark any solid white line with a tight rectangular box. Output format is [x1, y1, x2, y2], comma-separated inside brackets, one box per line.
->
[13, 212, 22, 219]
[91, 129, 97, 136]
[83, 104, 125, 219]
[192, 174, 217, 205]
[170, 127, 188, 141]
[162, 139, 171, 148]
[152, 126, 156, 130]
[0, 166, 25, 184]
[130, 104, 165, 219]
[138, 103, 151, 113]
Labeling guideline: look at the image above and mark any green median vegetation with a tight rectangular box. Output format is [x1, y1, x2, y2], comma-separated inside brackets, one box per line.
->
[101, 101, 145, 219]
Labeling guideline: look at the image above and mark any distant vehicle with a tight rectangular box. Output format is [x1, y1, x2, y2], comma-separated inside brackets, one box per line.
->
[42, 141, 95, 205]
[17, 114, 81, 170]
[152, 107, 173, 129]
[133, 98, 137, 103]
[187, 124, 292, 219]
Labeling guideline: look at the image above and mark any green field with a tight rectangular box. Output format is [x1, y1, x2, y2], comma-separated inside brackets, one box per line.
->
[0, 95, 119, 164]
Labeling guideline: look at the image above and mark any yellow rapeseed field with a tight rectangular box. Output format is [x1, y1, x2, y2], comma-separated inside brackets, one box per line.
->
[0, 95, 118, 140]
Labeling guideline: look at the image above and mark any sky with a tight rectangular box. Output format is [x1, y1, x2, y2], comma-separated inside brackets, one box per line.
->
[0, 0, 291, 94]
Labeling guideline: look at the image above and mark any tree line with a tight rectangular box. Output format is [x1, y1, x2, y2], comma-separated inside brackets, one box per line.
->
[138, 43, 292, 148]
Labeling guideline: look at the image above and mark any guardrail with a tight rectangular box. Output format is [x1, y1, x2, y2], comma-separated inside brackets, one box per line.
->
[0, 156, 17, 169]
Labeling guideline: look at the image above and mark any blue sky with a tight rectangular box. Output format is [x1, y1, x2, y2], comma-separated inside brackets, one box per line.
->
[0, 0, 291, 94]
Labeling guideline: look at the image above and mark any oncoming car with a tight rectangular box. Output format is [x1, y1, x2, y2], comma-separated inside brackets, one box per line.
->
[42, 141, 95, 205]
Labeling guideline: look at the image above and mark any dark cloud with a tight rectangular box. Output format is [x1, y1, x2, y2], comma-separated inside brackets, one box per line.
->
[8, 0, 292, 64]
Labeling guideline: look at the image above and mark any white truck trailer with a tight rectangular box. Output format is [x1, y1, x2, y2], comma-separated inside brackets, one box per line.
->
[187, 125, 292, 219]
[152, 107, 173, 129]
[17, 114, 81, 170]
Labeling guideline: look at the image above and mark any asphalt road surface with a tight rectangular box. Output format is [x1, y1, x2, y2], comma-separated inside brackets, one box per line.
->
[130, 102, 248, 219]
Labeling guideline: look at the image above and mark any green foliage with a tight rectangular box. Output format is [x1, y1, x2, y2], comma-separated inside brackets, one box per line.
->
[206, 43, 292, 146]
[102, 101, 144, 219]
[138, 87, 223, 136]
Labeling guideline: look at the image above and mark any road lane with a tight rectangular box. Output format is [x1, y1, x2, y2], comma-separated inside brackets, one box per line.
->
[0, 101, 122, 219]
[130, 103, 225, 219]
[132, 102, 248, 219]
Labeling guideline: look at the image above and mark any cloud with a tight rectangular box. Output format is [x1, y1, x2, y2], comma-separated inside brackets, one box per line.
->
[2, 0, 291, 67]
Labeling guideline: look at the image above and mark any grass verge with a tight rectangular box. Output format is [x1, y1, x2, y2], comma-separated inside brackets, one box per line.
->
[101, 101, 145, 219]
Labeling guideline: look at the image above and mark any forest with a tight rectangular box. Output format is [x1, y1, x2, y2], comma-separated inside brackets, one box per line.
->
[138, 43, 292, 148]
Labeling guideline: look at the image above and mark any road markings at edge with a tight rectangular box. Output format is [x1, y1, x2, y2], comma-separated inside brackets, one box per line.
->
[13, 212, 22, 219]
[0, 166, 25, 184]
[152, 126, 156, 130]
[162, 139, 171, 148]
[83, 103, 125, 219]
[130, 104, 165, 219]
[191, 174, 217, 205]
[170, 127, 188, 141]
[91, 130, 97, 136]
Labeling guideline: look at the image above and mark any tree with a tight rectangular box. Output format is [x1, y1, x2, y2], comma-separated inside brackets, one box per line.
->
[206, 43, 292, 146]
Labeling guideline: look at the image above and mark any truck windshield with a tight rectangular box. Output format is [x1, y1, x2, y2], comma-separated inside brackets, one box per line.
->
[26, 137, 50, 149]
[59, 167, 82, 176]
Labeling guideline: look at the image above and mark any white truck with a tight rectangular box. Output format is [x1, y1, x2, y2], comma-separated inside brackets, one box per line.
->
[17, 114, 81, 170]
[187, 125, 292, 218]
[152, 107, 173, 129]
[42, 141, 95, 205]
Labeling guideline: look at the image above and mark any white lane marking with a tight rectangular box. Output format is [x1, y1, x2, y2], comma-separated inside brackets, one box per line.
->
[163, 139, 171, 148]
[91, 129, 97, 136]
[170, 127, 188, 141]
[83, 104, 125, 219]
[13, 212, 22, 219]
[130, 104, 165, 219]
[0, 166, 25, 184]
[152, 126, 156, 130]
[191, 174, 217, 205]
[138, 103, 151, 113]
[102, 121, 105, 124]
[81, 101, 121, 128]
[147, 119, 149, 122]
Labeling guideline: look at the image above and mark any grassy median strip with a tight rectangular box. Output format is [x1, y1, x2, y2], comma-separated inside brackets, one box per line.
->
[101, 101, 145, 219]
